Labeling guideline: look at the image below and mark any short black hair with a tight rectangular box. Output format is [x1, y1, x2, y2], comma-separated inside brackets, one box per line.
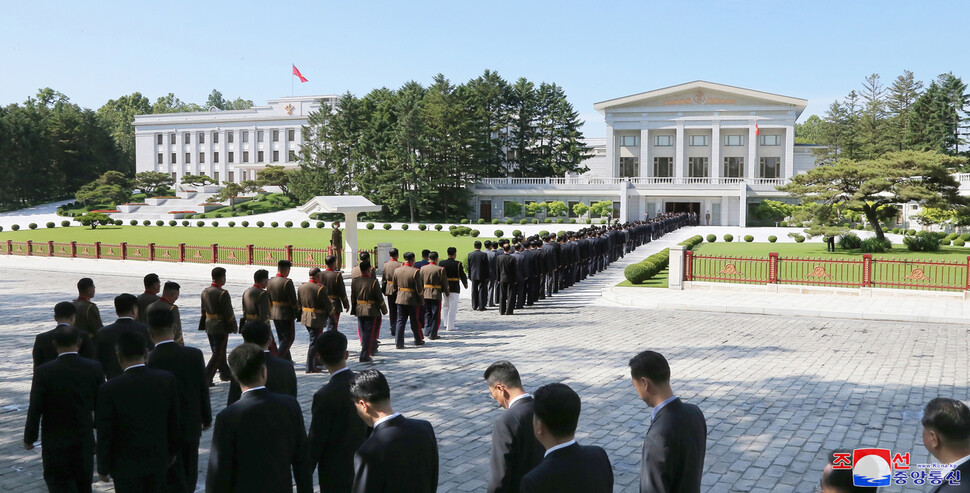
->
[53, 324, 81, 348]
[421, 249, 430, 258]
[349, 369, 391, 404]
[254, 269, 269, 283]
[389, 248, 399, 258]
[359, 260, 371, 273]
[629, 350, 671, 384]
[240, 321, 272, 346]
[484, 361, 523, 389]
[211, 267, 226, 280]
[359, 251, 370, 261]
[228, 343, 266, 387]
[309, 267, 322, 278]
[447, 247, 457, 255]
[533, 383, 581, 438]
[474, 241, 483, 249]
[823, 449, 877, 492]
[922, 397, 970, 445]
[278, 260, 292, 270]
[483, 240, 492, 248]
[147, 306, 175, 334]
[115, 331, 147, 360]
[429, 251, 439, 261]
[162, 281, 180, 294]
[77, 277, 94, 292]
[326, 255, 337, 267]
[114, 293, 138, 315]
[403, 251, 415, 262]
[314, 330, 348, 366]
[143, 273, 160, 289]
[54, 301, 76, 320]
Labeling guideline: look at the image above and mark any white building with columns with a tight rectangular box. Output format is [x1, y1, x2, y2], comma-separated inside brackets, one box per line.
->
[133, 95, 337, 185]
[468, 81, 821, 226]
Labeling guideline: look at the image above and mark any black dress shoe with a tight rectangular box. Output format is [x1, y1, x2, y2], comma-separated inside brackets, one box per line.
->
[414, 340, 425, 346]
[396, 344, 405, 349]
[429, 335, 440, 340]
[359, 355, 372, 363]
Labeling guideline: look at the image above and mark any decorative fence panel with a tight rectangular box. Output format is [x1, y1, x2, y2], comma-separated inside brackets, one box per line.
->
[51, 242, 73, 258]
[253, 247, 287, 265]
[184, 245, 214, 263]
[153, 244, 182, 262]
[775, 256, 864, 288]
[292, 247, 333, 267]
[99, 243, 125, 260]
[74, 243, 98, 259]
[9, 241, 30, 256]
[125, 244, 152, 261]
[216, 246, 250, 265]
[685, 252, 770, 285]
[870, 258, 969, 291]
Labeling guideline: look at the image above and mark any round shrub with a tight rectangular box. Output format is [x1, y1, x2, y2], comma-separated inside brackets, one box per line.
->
[114, 220, 123, 226]
[475, 218, 484, 224]
[744, 235, 754, 242]
[505, 218, 514, 225]
[247, 211, 254, 215]
[941, 238, 951, 245]
[256, 221, 265, 228]
[492, 219, 500, 225]
[129, 220, 137, 226]
[271, 222, 279, 228]
[214, 214, 223, 219]
[46, 222, 55, 229]
[401, 224, 409, 231]
[62, 220, 71, 227]
[859, 237, 891, 253]
[512, 229, 522, 238]
[317, 222, 325, 229]
[838, 233, 863, 250]
[586, 219, 592, 224]
[532, 219, 539, 224]
[280, 221, 290, 228]
[155, 220, 164, 226]
[792, 234, 806, 243]
[706, 234, 717, 243]
[519, 218, 528, 224]
[28, 223, 37, 230]
[383, 223, 392, 230]
[431, 224, 440, 231]
[449, 225, 457, 230]
[182, 220, 190, 227]
[569, 219, 576, 224]
[779, 221, 788, 227]
[366, 223, 375, 230]
[494, 230, 504, 237]
[947, 232, 960, 240]
[544, 218, 552, 223]
[461, 219, 470, 224]
[241, 221, 249, 227]
[11, 224, 19, 231]
[906, 229, 917, 236]
[954, 239, 966, 247]
[960, 233, 970, 242]
[418, 224, 427, 231]
[471, 229, 480, 237]
[169, 220, 177, 226]
[723, 234, 734, 242]
[143, 220, 151, 226]
[768, 235, 777, 243]
[195, 221, 203, 227]
[300, 221, 310, 228]
[557, 218, 565, 224]
[211, 221, 219, 227]
[228, 221, 236, 228]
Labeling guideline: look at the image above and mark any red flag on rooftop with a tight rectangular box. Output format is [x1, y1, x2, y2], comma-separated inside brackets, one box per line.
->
[292, 64, 308, 83]
[755, 123, 759, 136]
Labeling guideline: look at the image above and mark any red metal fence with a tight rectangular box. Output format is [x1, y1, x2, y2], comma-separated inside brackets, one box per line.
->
[685, 251, 970, 292]
[1, 239, 377, 269]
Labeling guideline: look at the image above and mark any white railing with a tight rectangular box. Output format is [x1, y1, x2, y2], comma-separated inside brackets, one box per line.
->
[474, 176, 795, 187]
[956, 173, 970, 183]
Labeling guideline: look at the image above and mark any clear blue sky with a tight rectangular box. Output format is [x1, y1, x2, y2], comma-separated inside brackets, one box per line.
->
[2, 0, 966, 137]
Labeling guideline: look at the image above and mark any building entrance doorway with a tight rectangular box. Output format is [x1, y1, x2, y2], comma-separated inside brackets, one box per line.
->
[665, 202, 701, 214]
[480, 200, 492, 222]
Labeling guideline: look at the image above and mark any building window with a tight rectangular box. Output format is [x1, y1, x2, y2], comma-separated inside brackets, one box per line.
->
[567, 201, 580, 217]
[156, 153, 163, 165]
[213, 171, 219, 183]
[228, 171, 234, 182]
[257, 150, 264, 162]
[654, 135, 673, 147]
[171, 172, 177, 180]
[760, 135, 781, 146]
[214, 132, 220, 144]
[214, 152, 219, 164]
[185, 152, 191, 163]
[619, 135, 639, 147]
[169, 133, 176, 145]
[243, 151, 249, 163]
[724, 157, 744, 177]
[171, 153, 176, 164]
[760, 157, 780, 178]
[200, 132, 208, 144]
[184, 133, 191, 144]
[288, 150, 297, 161]
[287, 129, 295, 142]
[689, 135, 709, 146]
[272, 130, 279, 142]
[242, 130, 249, 143]
[156, 134, 163, 145]
[272, 150, 279, 162]
[257, 130, 264, 142]
[228, 152, 234, 163]
[688, 157, 709, 177]
[227, 131, 234, 143]
[619, 157, 639, 177]
[724, 135, 744, 146]
[504, 201, 520, 217]
[654, 157, 673, 177]
[199, 152, 205, 164]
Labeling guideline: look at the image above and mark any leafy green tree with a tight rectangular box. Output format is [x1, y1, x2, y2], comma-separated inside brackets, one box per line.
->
[589, 201, 614, 217]
[572, 202, 588, 217]
[795, 115, 824, 144]
[915, 206, 956, 226]
[74, 212, 113, 229]
[75, 171, 133, 206]
[181, 174, 216, 188]
[240, 180, 263, 194]
[525, 201, 547, 216]
[134, 171, 174, 196]
[753, 200, 794, 222]
[886, 70, 923, 151]
[504, 201, 522, 217]
[257, 165, 292, 196]
[97, 92, 151, 165]
[780, 150, 966, 241]
[151, 93, 203, 113]
[207, 182, 244, 210]
[205, 89, 254, 111]
[547, 201, 568, 217]
[908, 73, 968, 155]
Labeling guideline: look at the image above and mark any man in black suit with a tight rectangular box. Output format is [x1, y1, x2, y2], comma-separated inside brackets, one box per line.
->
[467, 241, 489, 311]
[922, 397, 970, 493]
[146, 308, 212, 493]
[33, 301, 93, 367]
[309, 331, 368, 493]
[350, 369, 438, 493]
[630, 350, 706, 493]
[484, 361, 544, 493]
[95, 293, 154, 379]
[496, 243, 517, 315]
[541, 235, 558, 298]
[521, 383, 612, 493]
[24, 324, 104, 493]
[511, 244, 528, 310]
[96, 331, 180, 493]
[486, 241, 499, 307]
[226, 321, 298, 405]
[207, 343, 312, 493]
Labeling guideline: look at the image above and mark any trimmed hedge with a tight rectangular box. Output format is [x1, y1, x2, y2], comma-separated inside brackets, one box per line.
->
[241, 221, 249, 227]
[418, 224, 427, 231]
[317, 221, 325, 229]
[838, 233, 862, 250]
[624, 249, 671, 284]
[744, 235, 754, 242]
[401, 224, 409, 231]
[366, 223, 375, 230]
[768, 235, 777, 243]
[197, 221, 205, 227]
[284, 221, 293, 228]
[512, 229, 522, 238]
[706, 234, 716, 243]
[961, 233, 970, 241]
[62, 220, 71, 227]
[46, 222, 56, 228]
[301, 221, 310, 228]
[723, 234, 734, 242]
[860, 237, 892, 253]
[271, 222, 279, 228]
[434, 224, 442, 231]
[383, 223, 392, 230]
[228, 221, 236, 227]
[954, 238, 966, 247]
[494, 230, 504, 237]
[679, 235, 703, 250]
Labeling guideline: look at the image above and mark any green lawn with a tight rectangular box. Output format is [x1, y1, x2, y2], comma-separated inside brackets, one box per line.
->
[0, 226, 496, 266]
[692, 241, 970, 261]
[617, 269, 669, 288]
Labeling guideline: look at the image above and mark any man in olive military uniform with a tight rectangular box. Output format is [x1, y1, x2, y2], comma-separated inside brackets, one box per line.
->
[392, 252, 425, 349]
[73, 278, 103, 339]
[267, 260, 299, 362]
[146, 282, 184, 346]
[242, 269, 278, 356]
[420, 251, 449, 340]
[136, 274, 160, 325]
[298, 267, 335, 373]
[331, 221, 343, 270]
[350, 260, 388, 362]
[440, 247, 467, 331]
[200, 267, 237, 385]
[321, 255, 350, 332]
[351, 251, 371, 279]
[381, 248, 403, 337]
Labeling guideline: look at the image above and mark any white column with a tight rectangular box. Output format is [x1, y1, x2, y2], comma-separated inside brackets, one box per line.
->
[668, 244, 684, 290]
[719, 198, 728, 226]
[747, 123, 758, 180]
[738, 183, 748, 227]
[784, 125, 795, 179]
[711, 122, 721, 183]
[619, 182, 629, 222]
[605, 124, 615, 177]
[344, 212, 359, 269]
[675, 123, 685, 181]
[639, 128, 650, 177]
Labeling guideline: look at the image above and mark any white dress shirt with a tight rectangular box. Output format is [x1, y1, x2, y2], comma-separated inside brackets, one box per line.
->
[373, 412, 401, 428]
[508, 393, 531, 409]
[544, 439, 577, 458]
[241, 385, 266, 396]
[652, 395, 679, 420]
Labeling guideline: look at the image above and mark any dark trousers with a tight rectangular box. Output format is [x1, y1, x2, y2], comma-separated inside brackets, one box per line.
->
[546, 271, 556, 296]
[530, 276, 541, 303]
[423, 299, 442, 338]
[489, 279, 499, 306]
[471, 280, 488, 310]
[273, 319, 295, 362]
[386, 295, 398, 335]
[326, 310, 340, 331]
[516, 280, 527, 309]
[358, 316, 381, 358]
[42, 437, 93, 493]
[205, 332, 229, 383]
[306, 325, 323, 372]
[113, 471, 167, 493]
[538, 274, 546, 299]
[395, 304, 424, 347]
[172, 436, 199, 493]
[500, 282, 516, 315]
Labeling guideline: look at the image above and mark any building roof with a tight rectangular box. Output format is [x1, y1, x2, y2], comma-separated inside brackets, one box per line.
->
[298, 196, 382, 215]
[593, 80, 807, 116]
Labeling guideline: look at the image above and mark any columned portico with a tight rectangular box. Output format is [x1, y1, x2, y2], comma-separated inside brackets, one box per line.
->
[747, 123, 758, 180]
[639, 128, 650, 177]
[675, 123, 685, 180]
[711, 122, 721, 181]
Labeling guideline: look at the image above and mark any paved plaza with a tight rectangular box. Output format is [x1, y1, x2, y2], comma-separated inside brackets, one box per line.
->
[0, 238, 968, 492]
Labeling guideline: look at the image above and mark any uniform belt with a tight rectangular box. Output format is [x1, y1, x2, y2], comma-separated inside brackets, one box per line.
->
[244, 314, 260, 320]
[271, 301, 290, 306]
[302, 307, 325, 314]
[356, 300, 374, 304]
[398, 288, 414, 292]
[205, 313, 222, 320]
[387, 280, 394, 284]
[447, 278, 459, 281]
[426, 285, 442, 289]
